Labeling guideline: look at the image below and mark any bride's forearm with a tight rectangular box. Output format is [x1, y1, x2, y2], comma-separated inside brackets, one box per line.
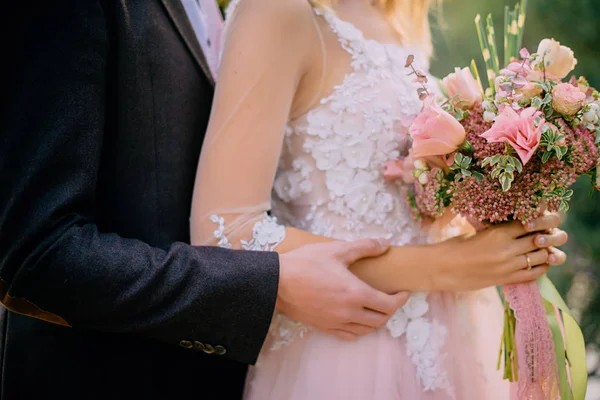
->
[277, 227, 445, 293]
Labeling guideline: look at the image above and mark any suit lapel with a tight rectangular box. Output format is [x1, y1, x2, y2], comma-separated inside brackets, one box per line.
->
[160, 0, 215, 86]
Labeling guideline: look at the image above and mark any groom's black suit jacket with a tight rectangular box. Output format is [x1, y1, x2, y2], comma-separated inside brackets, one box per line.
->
[0, 1, 280, 399]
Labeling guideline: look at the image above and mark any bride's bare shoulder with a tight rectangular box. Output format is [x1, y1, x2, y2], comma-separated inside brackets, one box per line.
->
[225, 0, 317, 39]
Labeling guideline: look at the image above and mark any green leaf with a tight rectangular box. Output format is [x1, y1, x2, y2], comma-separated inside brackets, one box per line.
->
[542, 151, 552, 163]
[500, 171, 513, 191]
[472, 171, 485, 181]
[538, 276, 588, 400]
[531, 96, 543, 109]
[544, 300, 574, 400]
[459, 140, 475, 152]
[509, 156, 523, 173]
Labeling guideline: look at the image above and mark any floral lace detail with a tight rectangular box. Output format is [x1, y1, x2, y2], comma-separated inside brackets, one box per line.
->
[211, 213, 310, 350]
[269, 313, 311, 351]
[210, 215, 233, 249]
[210, 213, 286, 251]
[386, 293, 453, 396]
[267, 8, 452, 395]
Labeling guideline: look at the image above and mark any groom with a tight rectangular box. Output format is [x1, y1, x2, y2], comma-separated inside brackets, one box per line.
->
[0, 1, 411, 399]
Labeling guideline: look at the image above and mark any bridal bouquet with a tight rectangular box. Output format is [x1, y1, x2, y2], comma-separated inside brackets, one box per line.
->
[384, 2, 596, 399]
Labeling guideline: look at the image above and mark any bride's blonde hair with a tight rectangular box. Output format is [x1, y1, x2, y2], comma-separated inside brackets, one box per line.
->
[310, 0, 438, 59]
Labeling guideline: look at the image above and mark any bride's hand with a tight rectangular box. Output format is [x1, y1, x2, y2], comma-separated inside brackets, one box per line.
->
[436, 213, 568, 291]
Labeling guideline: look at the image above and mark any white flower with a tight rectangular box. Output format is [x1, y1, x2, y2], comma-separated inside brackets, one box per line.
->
[414, 159, 427, 170]
[403, 292, 430, 318]
[334, 20, 363, 42]
[375, 192, 394, 213]
[342, 139, 374, 169]
[274, 171, 305, 202]
[311, 140, 343, 171]
[333, 117, 363, 138]
[583, 110, 599, 124]
[386, 309, 408, 338]
[589, 103, 600, 114]
[325, 165, 355, 197]
[481, 100, 491, 110]
[346, 181, 378, 216]
[406, 317, 431, 354]
[252, 217, 286, 247]
[366, 43, 388, 67]
[306, 109, 333, 139]
[483, 110, 496, 123]
[418, 173, 428, 185]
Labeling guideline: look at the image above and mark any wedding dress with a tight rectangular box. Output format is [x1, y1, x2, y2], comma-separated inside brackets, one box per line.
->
[191, 1, 511, 398]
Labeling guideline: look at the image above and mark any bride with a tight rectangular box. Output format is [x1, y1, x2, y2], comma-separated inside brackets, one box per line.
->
[190, 0, 568, 398]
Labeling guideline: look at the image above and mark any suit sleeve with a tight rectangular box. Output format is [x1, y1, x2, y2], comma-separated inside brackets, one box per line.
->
[0, 1, 279, 365]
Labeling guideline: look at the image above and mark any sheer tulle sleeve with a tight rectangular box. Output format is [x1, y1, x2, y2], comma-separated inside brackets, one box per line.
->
[190, 0, 319, 250]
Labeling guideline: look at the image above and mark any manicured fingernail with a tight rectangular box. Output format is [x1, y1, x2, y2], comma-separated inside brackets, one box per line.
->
[550, 255, 557, 264]
[377, 238, 389, 247]
[538, 237, 546, 245]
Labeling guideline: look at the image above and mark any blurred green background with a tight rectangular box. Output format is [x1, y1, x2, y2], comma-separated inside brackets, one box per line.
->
[429, 0, 600, 382]
[219, 0, 600, 385]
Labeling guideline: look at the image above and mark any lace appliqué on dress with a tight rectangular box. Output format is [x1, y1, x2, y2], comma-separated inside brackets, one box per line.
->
[385, 293, 453, 396]
[210, 212, 310, 350]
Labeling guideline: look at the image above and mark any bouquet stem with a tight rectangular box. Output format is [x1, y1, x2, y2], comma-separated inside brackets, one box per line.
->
[499, 299, 518, 382]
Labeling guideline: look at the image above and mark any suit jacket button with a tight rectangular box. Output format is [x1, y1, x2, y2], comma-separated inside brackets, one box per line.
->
[214, 345, 227, 356]
[179, 340, 193, 349]
[203, 344, 215, 354]
[193, 341, 205, 352]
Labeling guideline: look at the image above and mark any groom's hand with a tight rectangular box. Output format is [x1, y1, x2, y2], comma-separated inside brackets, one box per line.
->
[276, 239, 410, 341]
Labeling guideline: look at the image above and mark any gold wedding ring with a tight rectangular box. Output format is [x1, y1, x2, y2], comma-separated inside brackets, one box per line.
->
[525, 254, 532, 271]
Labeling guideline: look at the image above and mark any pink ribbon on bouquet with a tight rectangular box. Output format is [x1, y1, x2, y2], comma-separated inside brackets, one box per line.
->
[504, 281, 560, 400]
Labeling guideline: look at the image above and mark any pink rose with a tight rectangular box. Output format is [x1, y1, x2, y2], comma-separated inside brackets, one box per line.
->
[442, 67, 482, 109]
[534, 39, 577, 80]
[551, 83, 586, 116]
[409, 96, 467, 158]
[481, 107, 544, 165]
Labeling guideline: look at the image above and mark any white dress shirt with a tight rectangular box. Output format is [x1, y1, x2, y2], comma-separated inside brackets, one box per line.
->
[180, 0, 224, 80]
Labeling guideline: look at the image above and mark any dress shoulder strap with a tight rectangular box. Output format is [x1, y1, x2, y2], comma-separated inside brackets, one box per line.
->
[311, 7, 366, 59]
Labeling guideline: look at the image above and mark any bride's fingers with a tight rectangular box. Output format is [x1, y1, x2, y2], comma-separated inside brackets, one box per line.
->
[505, 264, 550, 285]
[548, 246, 567, 266]
[327, 329, 358, 342]
[340, 323, 376, 336]
[534, 229, 568, 248]
[522, 248, 549, 270]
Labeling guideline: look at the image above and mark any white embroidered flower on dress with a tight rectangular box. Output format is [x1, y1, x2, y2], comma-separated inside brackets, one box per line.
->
[375, 192, 394, 213]
[346, 182, 379, 216]
[342, 138, 374, 169]
[306, 109, 334, 139]
[403, 292, 430, 319]
[310, 140, 343, 171]
[325, 165, 356, 197]
[387, 308, 409, 338]
[251, 217, 286, 248]
[406, 317, 432, 354]
[274, 171, 304, 202]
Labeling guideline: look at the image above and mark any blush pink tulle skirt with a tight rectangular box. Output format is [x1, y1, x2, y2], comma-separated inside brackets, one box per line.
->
[244, 288, 515, 400]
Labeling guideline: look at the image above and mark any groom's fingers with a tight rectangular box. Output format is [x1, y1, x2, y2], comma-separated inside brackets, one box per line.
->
[337, 238, 391, 266]
[362, 290, 411, 316]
